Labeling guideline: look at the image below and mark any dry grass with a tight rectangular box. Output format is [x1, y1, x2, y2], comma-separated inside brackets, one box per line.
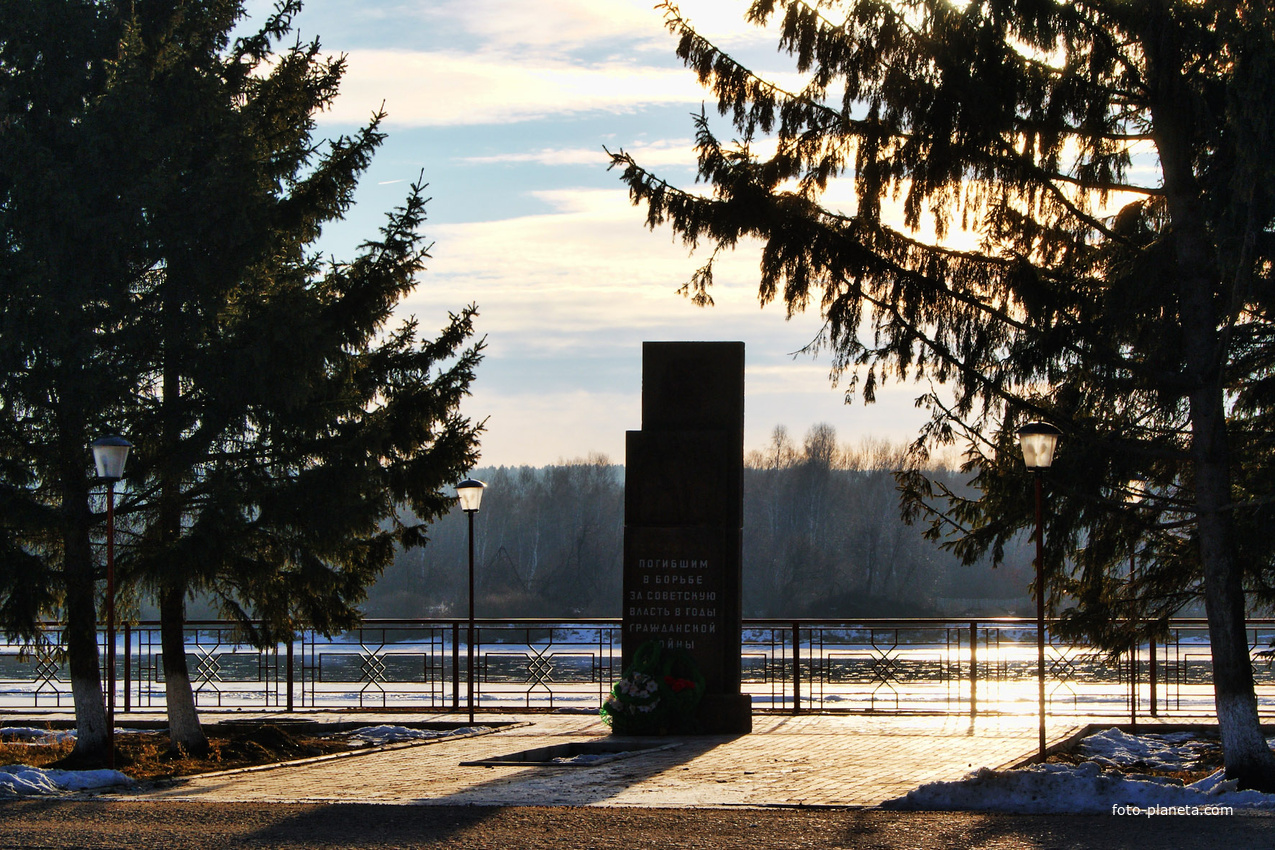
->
[0, 730, 75, 767]
[1, 724, 353, 781]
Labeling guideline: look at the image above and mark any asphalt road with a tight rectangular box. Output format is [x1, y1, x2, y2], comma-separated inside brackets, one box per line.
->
[0, 802, 1271, 849]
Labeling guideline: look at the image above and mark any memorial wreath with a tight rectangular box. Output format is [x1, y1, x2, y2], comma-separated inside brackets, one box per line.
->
[600, 640, 706, 735]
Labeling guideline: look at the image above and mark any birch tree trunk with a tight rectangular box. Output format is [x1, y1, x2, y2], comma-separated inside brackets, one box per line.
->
[62, 446, 108, 766]
[160, 580, 208, 755]
[1150, 2, 1275, 786]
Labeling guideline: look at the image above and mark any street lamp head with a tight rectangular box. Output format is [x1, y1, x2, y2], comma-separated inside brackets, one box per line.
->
[1016, 421, 1062, 470]
[92, 435, 132, 481]
[456, 478, 486, 513]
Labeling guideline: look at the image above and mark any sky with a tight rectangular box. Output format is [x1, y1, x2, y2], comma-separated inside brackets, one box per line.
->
[243, 0, 937, 467]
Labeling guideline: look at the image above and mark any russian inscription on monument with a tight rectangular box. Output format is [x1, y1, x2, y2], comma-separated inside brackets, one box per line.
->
[625, 527, 724, 662]
[621, 341, 751, 733]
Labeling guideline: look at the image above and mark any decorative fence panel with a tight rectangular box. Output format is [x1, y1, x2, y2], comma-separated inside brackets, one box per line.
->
[2, 618, 1273, 718]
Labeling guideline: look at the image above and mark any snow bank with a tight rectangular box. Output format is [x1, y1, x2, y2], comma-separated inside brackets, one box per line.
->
[884, 761, 1270, 813]
[345, 725, 490, 746]
[883, 761, 1275, 813]
[883, 728, 1275, 814]
[0, 764, 131, 797]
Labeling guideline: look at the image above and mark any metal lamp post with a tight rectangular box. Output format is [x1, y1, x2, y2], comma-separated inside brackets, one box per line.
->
[1127, 480, 1146, 730]
[1016, 421, 1060, 761]
[92, 435, 131, 770]
[456, 478, 486, 724]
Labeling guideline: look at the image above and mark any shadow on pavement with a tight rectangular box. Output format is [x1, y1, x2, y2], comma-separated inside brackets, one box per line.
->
[411, 732, 744, 806]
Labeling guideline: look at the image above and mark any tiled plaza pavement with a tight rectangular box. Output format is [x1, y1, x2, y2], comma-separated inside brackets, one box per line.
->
[110, 712, 1085, 808]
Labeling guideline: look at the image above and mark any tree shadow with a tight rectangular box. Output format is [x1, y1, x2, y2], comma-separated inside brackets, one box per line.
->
[243, 803, 506, 848]
[241, 732, 741, 845]
[428, 732, 742, 805]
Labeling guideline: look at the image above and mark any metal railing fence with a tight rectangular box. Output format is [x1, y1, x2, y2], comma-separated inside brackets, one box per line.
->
[3, 618, 1273, 718]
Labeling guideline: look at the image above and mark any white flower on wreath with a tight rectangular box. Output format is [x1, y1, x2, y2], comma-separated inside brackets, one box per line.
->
[616, 672, 658, 699]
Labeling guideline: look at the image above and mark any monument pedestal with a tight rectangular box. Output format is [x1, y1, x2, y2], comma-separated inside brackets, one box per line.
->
[697, 693, 753, 735]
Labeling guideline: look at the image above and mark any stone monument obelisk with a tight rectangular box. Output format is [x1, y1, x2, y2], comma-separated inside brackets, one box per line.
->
[621, 341, 751, 734]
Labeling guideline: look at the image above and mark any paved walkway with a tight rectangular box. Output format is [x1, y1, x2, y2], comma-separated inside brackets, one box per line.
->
[97, 711, 1098, 808]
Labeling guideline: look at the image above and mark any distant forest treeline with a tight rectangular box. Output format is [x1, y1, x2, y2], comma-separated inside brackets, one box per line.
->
[363, 425, 1037, 620]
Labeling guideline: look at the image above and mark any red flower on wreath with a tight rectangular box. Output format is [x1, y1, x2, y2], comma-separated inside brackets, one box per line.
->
[664, 676, 696, 693]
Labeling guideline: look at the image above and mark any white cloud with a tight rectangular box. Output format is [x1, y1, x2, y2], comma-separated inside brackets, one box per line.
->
[312, 0, 799, 128]
[404, 0, 667, 53]
[459, 138, 696, 168]
[326, 49, 713, 127]
[406, 188, 774, 334]
[384, 0, 776, 53]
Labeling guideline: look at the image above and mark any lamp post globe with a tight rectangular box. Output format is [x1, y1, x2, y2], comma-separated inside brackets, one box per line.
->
[92, 435, 132, 481]
[92, 435, 131, 770]
[1016, 421, 1060, 761]
[457, 478, 485, 513]
[1016, 421, 1062, 470]
[457, 478, 486, 723]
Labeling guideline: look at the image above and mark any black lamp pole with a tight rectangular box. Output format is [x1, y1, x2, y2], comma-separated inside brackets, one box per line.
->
[1127, 481, 1145, 731]
[92, 436, 131, 771]
[1130, 542, 1138, 731]
[456, 479, 486, 725]
[467, 506, 475, 724]
[1017, 422, 1060, 763]
[1033, 469, 1046, 760]
[106, 477, 117, 769]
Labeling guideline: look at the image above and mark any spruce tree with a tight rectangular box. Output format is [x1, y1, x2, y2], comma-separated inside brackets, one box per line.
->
[1, 0, 142, 764]
[611, 1, 1275, 787]
[1, 0, 483, 761]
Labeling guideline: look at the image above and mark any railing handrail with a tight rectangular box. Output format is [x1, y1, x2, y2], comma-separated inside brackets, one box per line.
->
[29, 616, 1259, 628]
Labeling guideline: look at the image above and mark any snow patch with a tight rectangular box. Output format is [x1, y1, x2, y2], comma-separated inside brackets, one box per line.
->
[551, 751, 629, 765]
[1077, 728, 1224, 772]
[0, 764, 132, 797]
[0, 727, 76, 744]
[345, 725, 491, 746]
